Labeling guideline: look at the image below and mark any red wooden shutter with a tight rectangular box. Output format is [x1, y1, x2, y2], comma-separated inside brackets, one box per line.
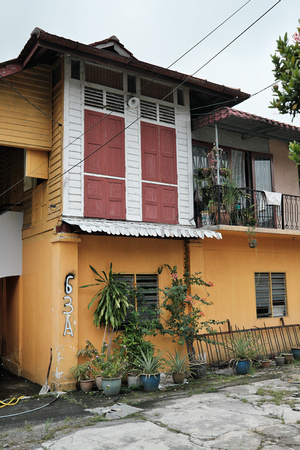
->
[142, 183, 159, 222]
[105, 116, 125, 177]
[84, 176, 126, 220]
[106, 179, 126, 220]
[84, 175, 106, 218]
[84, 110, 105, 174]
[141, 122, 159, 181]
[160, 127, 177, 184]
[161, 186, 178, 223]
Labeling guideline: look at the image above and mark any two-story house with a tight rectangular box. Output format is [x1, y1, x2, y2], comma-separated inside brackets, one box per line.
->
[0, 29, 299, 390]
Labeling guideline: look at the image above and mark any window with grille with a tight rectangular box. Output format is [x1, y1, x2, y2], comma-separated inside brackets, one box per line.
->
[119, 274, 158, 324]
[85, 63, 123, 90]
[255, 272, 287, 318]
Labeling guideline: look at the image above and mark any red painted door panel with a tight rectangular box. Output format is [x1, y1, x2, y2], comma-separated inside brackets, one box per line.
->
[84, 175, 105, 218]
[141, 122, 159, 181]
[161, 186, 178, 223]
[142, 184, 159, 222]
[106, 179, 126, 220]
[84, 176, 126, 220]
[106, 116, 125, 177]
[160, 127, 177, 184]
[142, 183, 177, 224]
[84, 110, 125, 177]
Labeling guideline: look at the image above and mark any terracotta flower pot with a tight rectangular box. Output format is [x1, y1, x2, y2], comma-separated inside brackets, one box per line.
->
[172, 372, 185, 384]
[261, 360, 271, 369]
[283, 353, 293, 364]
[79, 379, 94, 393]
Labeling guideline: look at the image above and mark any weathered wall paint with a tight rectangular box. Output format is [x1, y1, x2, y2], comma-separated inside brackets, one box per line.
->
[270, 140, 299, 196]
[3, 228, 300, 389]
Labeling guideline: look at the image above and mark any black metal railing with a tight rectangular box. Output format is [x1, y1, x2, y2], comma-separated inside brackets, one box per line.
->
[195, 186, 300, 230]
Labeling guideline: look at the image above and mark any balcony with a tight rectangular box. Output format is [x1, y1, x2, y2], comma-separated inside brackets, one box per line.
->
[195, 185, 300, 231]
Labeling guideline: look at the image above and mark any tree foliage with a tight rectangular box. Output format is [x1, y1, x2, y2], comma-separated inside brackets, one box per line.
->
[270, 21, 300, 118]
[270, 21, 300, 166]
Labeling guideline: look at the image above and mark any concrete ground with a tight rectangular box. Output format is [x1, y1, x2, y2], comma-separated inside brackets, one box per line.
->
[1, 364, 300, 449]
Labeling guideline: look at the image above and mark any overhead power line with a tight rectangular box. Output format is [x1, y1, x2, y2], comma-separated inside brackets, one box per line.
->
[0, 1, 281, 215]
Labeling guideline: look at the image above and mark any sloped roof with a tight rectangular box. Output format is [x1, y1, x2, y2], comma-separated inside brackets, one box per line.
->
[63, 217, 222, 240]
[192, 107, 300, 143]
[0, 29, 249, 113]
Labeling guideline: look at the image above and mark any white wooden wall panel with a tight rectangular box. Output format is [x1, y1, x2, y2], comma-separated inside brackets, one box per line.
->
[63, 56, 84, 217]
[176, 104, 193, 226]
[125, 107, 142, 221]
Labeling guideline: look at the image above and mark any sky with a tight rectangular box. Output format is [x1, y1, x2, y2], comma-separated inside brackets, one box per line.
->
[0, 0, 299, 126]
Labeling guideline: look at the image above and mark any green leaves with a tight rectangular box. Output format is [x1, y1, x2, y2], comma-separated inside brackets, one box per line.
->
[82, 262, 130, 329]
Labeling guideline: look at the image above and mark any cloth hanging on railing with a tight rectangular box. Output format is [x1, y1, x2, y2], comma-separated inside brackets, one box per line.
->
[263, 191, 282, 206]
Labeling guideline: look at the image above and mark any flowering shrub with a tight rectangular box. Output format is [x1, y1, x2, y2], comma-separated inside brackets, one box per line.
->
[157, 263, 223, 362]
[76, 339, 128, 378]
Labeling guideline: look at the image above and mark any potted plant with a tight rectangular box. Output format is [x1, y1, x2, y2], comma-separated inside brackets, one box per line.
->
[291, 347, 300, 360]
[134, 348, 164, 392]
[81, 263, 130, 354]
[225, 332, 260, 375]
[274, 354, 285, 366]
[165, 348, 191, 384]
[76, 339, 104, 390]
[260, 356, 272, 369]
[247, 226, 257, 248]
[100, 342, 128, 396]
[282, 352, 293, 364]
[157, 256, 223, 371]
[70, 361, 94, 393]
[115, 288, 159, 389]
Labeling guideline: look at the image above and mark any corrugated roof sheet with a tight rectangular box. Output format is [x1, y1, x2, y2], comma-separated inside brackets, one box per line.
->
[63, 217, 222, 240]
[192, 107, 300, 143]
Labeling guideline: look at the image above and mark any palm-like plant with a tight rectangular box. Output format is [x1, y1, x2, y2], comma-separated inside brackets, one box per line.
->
[134, 348, 164, 375]
[225, 332, 260, 361]
[165, 348, 190, 374]
[81, 263, 130, 353]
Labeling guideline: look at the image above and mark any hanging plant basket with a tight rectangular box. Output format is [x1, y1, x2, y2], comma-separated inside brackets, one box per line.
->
[248, 239, 257, 248]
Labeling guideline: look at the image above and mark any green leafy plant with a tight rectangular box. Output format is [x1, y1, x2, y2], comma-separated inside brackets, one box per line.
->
[99, 342, 128, 378]
[115, 286, 159, 372]
[225, 332, 261, 362]
[165, 348, 190, 374]
[70, 361, 94, 381]
[133, 348, 164, 375]
[81, 263, 130, 353]
[157, 251, 223, 364]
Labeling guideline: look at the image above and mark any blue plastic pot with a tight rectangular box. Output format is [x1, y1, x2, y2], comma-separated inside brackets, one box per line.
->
[235, 359, 251, 375]
[141, 374, 160, 392]
[291, 347, 300, 360]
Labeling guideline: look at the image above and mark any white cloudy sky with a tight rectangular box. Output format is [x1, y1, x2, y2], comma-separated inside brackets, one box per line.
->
[1, 0, 298, 126]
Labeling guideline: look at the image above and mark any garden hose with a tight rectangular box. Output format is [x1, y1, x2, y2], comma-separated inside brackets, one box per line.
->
[0, 396, 25, 408]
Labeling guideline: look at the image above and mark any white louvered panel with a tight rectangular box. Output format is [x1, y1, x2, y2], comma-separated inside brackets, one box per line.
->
[159, 104, 175, 125]
[84, 87, 104, 108]
[106, 92, 124, 113]
[140, 100, 157, 121]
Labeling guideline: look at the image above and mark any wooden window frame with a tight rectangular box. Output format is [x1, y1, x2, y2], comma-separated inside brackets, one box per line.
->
[255, 272, 287, 319]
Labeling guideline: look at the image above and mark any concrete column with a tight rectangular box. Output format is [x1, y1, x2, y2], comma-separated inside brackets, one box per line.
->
[51, 233, 81, 391]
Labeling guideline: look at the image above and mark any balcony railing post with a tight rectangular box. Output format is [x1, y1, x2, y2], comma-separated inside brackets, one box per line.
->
[217, 184, 221, 225]
[281, 195, 285, 230]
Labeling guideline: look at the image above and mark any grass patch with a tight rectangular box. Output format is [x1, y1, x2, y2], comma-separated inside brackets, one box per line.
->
[256, 387, 295, 407]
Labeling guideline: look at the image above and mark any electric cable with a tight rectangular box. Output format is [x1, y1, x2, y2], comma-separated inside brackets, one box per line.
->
[0, 1, 281, 215]
[0, 1, 251, 202]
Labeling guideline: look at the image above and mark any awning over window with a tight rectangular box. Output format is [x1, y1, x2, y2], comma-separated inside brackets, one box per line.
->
[63, 216, 222, 239]
[0, 211, 23, 278]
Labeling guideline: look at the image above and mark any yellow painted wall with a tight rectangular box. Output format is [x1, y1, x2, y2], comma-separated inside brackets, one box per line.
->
[5, 227, 300, 389]
[0, 66, 52, 150]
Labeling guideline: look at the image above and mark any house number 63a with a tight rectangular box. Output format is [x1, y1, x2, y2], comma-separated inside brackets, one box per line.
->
[63, 274, 74, 337]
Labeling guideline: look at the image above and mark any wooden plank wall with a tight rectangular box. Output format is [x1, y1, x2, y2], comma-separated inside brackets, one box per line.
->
[0, 66, 52, 150]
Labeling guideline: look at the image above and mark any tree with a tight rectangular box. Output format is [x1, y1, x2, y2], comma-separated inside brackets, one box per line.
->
[270, 21, 300, 165]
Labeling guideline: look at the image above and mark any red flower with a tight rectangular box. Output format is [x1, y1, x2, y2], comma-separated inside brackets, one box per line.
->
[208, 281, 214, 287]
